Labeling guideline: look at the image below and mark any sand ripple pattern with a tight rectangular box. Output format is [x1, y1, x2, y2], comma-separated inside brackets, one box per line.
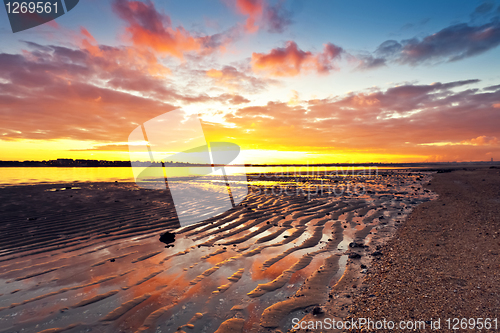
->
[0, 171, 436, 332]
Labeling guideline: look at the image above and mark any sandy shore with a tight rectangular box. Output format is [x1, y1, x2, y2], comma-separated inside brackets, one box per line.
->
[0, 170, 438, 332]
[338, 167, 500, 332]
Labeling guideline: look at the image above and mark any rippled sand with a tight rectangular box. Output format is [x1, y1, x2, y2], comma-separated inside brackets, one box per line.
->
[0, 171, 436, 332]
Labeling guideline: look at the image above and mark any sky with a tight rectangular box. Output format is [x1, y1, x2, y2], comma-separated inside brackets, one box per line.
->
[1, 0, 500, 164]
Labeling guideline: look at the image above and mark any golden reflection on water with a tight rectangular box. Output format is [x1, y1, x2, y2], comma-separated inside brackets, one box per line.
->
[0, 166, 401, 186]
[0, 167, 136, 185]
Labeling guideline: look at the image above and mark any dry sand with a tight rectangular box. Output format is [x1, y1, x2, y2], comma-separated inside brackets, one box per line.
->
[0, 170, 444, 332]
[328, 167, 500, 332]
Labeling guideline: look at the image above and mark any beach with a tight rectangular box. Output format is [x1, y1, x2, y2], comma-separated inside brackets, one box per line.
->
[0, 167, 496, 332]
[2, 0, 500, 331]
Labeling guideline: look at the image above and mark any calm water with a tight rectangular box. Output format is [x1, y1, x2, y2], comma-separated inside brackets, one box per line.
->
[0, 167, 136, 186]
[0, 166, 391, 186]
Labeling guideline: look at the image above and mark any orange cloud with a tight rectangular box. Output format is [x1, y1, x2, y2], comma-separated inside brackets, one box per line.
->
[252, 41, 311, 76]
[0, 38, 250, 145]
[231, 0, 292, 34]
[128, 25, 200, 58]
[2, 30, 499, 165]
[203, 80, 500, 162]
[80, 27, 102, 57]
[80, 27, 96, 42]
[251, 41, 344, 76]
[351, 93, 380, 106]
[113, 0, 200, 58]
[236, 0, 263, 33]
[206, 69, 223, 78]
[79, 27, 170, 77]
[461, 136, 499, 146]
[493, 103, 500, 108]
[315, 43, 344, 73]
[205, 66, 272, 92]
[112, 0, 232, 59]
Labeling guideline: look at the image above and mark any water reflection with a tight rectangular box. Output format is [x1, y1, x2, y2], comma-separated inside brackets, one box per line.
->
[0, 170, 437, 332]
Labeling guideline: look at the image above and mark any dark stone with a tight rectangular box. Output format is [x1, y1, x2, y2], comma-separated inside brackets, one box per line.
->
[349, 242, 363, 248]
[348, 252, 362, 259]
[109, 258, 115, 262]
[360, 264, 367, 269]
[159, 231, 175, 245]
[312, 306, 324, 315]
[371, 251, 383, 256]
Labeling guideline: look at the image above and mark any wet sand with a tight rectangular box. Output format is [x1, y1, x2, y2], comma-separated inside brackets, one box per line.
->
[338, 167, 500, 332]
[0, 171, 436, 332]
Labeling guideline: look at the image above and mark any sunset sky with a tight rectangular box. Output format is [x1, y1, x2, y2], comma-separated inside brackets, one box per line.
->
[1, 0, 500, 163]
